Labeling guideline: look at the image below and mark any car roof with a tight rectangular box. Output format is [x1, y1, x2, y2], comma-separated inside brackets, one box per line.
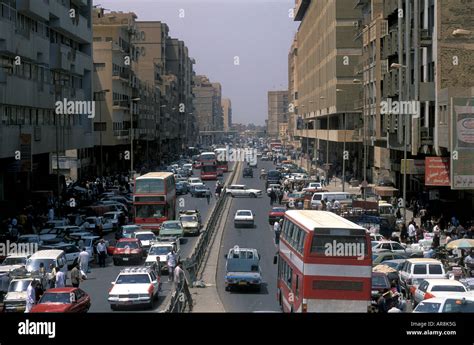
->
[29, 250, 64, 258]
[407, 258, 443, 264]
[118, 238, 139, 242]
[135, 231, 155, 235]
[422, 279, 466, 286]
[285, 210, 366, 231]
[417, 296, 474, 303]
[45, 287, 78, 293]
[118, 267, 153, 274]
[237, 210, 252, 212]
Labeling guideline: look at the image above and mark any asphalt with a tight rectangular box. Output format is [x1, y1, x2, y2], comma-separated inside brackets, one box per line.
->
[80, 168, 226, 312]
[215, 159, 281, 312]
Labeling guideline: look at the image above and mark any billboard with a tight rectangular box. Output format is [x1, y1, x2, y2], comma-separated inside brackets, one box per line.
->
[451, 98, 474, 189]
[425, 157, 450, 186]
[400, 159, 425, 175]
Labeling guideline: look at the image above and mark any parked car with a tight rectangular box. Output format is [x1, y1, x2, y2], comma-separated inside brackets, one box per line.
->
[30, 287, 91, 313]
[111, 238, 145, 265]
[40, 244, 81, 269]
[3, 277, 42, 313]
[413, 296, 474, 313]
[234, 210, 255, 228]
[268, 207, 286, 225]
[226, 185, 263, 198]
[108, 267, 160, 310]
[410, 279, 471, 307]
[281, 192, 305, 208]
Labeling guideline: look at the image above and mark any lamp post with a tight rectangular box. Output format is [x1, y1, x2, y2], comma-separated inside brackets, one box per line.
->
[336, 89, 346, 192]
[93, 89, 109, 177]
[130, 97, 141, 176]
[391, 63, 408, 223]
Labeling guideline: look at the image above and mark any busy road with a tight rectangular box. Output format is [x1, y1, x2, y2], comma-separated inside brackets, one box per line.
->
[216, 159, 281, 312]
[82, 167, 232, 312]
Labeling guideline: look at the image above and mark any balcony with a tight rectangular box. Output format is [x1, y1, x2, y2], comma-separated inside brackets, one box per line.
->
[112, 70, 130, 81]
[113, 100, 130, 109]
[16, 0, 49, 21]
[50, 43, 73, 71]
[49, 3, 90, 43]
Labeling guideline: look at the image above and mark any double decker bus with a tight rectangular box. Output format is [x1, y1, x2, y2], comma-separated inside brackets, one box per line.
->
[275, 210, 372, 312]
[199, 152, 217, 180]
[214, 148, 229, 173]
[133, 172, 176, 234]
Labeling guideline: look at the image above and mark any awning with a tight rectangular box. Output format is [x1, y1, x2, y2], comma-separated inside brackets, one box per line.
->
[374, 186, 399, 196]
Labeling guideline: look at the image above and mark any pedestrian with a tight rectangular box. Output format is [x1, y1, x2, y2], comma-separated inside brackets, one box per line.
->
[321, 199, 327, 211]
[48, 264, 57, 288]
[34, 279, 44, 304]
[326, 199, 332, 212]
[408, 221, 417, 244]
[377, 290, 392, 313]
[25, 280, 36, 313]
[79, 247, 90, 274]
[48, 206, 54, 221]
[96, 239, 107, 268]
[174, 261, 193, 311]
[273, 221, 281, 244]
[206, 192, 211, 205]
[278, 190, 284, 205]
[55, 268, 65, 288]
[70, 263, 81, 288]
[166, 249, 177, 282]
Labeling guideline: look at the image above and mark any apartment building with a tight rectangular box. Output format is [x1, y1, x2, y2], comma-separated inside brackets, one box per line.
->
[292, 0, 364, 176]
[211, 82, 223, 132]
[288, 35, 300, 149]
[267, 90, 289, 138]
[357, 0, 474, 214]
[222, 98, 232, 132]
[0, 0, 94, 207]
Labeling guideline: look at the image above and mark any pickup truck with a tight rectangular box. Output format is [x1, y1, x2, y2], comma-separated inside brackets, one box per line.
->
[225, 185, 263, 198]
[224, 246, 262, 292]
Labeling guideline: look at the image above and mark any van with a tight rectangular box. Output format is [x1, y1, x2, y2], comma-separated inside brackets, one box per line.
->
[310, 192, 354, 208]
[399, 258, 447, 298]
[26, 249, 68, 277]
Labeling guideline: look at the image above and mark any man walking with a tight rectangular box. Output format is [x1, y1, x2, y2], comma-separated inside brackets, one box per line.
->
[70, 263, 81, 288]
[174, 261, 193, 311]
[79, 248, 90, 274]
[166, 249, 177, 282]
[270, 189, 276, 206]
[96, 239, 107, 268]
[273, 220, 281, 245]
[25, 280, 36, 313]
[206, 192, 211, 205]
[278, 190, 284, 205]
[55, 268, 65, 288]
[408, 220, 417, 244]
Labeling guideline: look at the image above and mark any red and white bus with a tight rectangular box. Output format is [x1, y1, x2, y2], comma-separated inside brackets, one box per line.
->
[214, 148, 229, 172]
[133, 172, 176, 234]
[275, 210, 372, 312]
[199, 152, 217, 180]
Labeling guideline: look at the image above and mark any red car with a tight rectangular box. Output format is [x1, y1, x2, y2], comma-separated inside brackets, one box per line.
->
[111, 238, 145, 265]
[268, 207, 286, 225]
[30, 288, 91, 313]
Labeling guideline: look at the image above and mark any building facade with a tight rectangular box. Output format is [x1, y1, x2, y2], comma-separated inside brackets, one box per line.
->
[267, 90, 289, 138]
[222, 98, 232, 132]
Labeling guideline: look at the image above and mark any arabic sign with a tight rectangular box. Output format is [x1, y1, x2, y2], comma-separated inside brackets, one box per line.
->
[425, 157, 450, 186]
[451, 98, 474, 189]
[401, 159, 425, 175]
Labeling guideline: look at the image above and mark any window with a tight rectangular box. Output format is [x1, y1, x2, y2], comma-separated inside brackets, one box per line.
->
[295, 275, 299, 297]
[428, 264, 443, 275]
[93, 37, 102, 42]
[413, 264, 427, 275]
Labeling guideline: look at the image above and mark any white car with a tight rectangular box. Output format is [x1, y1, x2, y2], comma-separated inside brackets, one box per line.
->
[80, 216, 114, 233]
[145, 241, 181, 272]
[266, 184, 282, 195]
[303, 182, 323, 192]
[188, 177, 203, 187]
[132, 231, 156, 252]
[103, 211, 127, 230]
[370, 233, 385, 242]
[226, 185, 263, 198]
[108, 267, 160, 310]
[38, 226, 81, 242]
[179, 212, 201, 236]
[372, 241, 407, 254]
[234, 210, 255, 228]
[0, 254, 29, 274]
[411, 279, 472, 306]
[413, 296, 474, 313]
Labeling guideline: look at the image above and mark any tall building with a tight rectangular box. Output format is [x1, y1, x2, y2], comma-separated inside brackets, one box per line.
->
[211, 82, 223, 131]
[222, 98, 232, 132]
[291, 0, 363, 175]
[0, 0, 94, 207]
[267, 90, 288, 138]
[288, 35, 300, 149]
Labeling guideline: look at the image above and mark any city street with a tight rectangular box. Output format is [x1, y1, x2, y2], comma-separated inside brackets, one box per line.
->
[82, 169, 228, 312]
[216, 160, 281, 312]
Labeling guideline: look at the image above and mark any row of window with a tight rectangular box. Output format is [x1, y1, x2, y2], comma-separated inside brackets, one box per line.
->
[278, 256, 300, 298]
[112, 92, 130, 101]
[0, 105, 84, 127]
[281, 219, 307, 255]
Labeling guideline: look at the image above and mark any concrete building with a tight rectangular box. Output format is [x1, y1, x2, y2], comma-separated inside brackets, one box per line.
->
[222, 98, 232, 132]
[211, 82, 223, 131]
[291, 0, 364, 177]
[0, 0, 94, 207]
[267, 90, 289, 138]
[288, 35, 301, 149]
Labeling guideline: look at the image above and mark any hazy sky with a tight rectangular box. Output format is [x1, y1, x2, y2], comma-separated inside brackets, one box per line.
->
[94, 0, 298, 125]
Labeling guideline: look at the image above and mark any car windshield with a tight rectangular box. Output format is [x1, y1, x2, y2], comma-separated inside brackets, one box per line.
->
[180, 216, 197, 222]
[272, 208, 286, 212]
[149, 246, 173, 255]
[2, 257, 27, 266]
[443, 299, 474, 312]
[8, 280, 32, 292]
[116, 274, 150, 284]
[26, 259, 55, 273]
[116, 241, 139, 249]
[163, 222, 181, 230]
[104, 214, 116, 220]
[136, 234, 155, 241]
[39, 292, 71, 304]
[415, 302, 441, 313]
[135, 179, 165, 193]
[237, 211, 252, 217]
[372, 275, 389, 288]
[135, 204, 165, 218]
[123, 226, 139, 234]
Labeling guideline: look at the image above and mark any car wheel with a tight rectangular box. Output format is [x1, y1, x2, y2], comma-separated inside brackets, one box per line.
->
[110, 304, 117, 311]
[250, 193, 256, 198]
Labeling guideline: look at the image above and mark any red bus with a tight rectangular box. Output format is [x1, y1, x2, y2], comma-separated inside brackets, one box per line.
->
[133, 172, 176, 234]
[275, 210, 372, 312]
[214, 148, 229, 172]
[199, 152, 217, 180]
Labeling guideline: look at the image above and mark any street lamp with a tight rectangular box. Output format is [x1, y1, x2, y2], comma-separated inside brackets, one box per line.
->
[93, 89, 109, 177]
[336, 88, 346, 191]
[391, 62, 408, 223]
[130, 97, 141, 175]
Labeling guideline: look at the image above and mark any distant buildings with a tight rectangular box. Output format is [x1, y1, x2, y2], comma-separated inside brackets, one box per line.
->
[222, 98, 232, 132]
[267, 91, 289, 138]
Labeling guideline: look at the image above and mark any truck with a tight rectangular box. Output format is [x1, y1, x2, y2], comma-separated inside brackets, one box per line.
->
[224, 246, 262, 292]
